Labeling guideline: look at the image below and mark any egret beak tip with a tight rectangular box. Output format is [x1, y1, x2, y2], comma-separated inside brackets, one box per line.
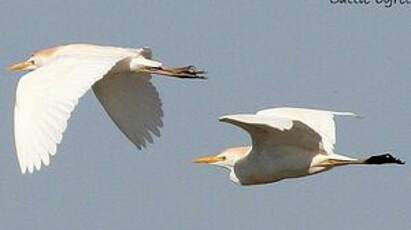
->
[7, 61, 33, 72]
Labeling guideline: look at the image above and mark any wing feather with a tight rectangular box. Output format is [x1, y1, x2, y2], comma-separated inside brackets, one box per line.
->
[92, 72, 163, 150]
[219, 114, 322, 154]
[256, 107, 357, 153]
[14, 56, 124, 173]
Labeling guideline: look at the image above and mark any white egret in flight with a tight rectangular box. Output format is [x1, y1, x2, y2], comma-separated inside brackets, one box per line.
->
[194, 107, 404, 185]
[8, 43, 206, 174]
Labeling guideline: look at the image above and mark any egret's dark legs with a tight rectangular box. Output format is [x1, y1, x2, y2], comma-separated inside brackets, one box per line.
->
[142, 65, 207, 79]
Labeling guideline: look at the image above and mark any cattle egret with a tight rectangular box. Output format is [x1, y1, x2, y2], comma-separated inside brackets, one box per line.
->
[8, 43, 206, 174]
[194, 107, 404, 185]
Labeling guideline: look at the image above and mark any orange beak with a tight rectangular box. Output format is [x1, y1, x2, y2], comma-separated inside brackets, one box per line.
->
[193, 155, 225, 164]
[8, 61, 33, 72]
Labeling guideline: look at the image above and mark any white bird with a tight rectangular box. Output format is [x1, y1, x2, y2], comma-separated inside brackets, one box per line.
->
[194, 107, 404, 186]
[8, 43, 206, 174]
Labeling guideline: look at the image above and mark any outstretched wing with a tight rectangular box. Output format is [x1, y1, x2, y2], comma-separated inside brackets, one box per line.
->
[14, 56, 125, 174]
[92, 72, 163, 149]
[219, 114, 323, 154]
[256, 107, 357, 153]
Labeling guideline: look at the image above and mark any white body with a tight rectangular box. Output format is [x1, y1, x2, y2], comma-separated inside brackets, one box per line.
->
[235, 146, 317, 184]
[234, 146, 350, 185]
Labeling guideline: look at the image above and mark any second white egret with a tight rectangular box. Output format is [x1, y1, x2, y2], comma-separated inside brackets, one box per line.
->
[194, 107, 404, 185]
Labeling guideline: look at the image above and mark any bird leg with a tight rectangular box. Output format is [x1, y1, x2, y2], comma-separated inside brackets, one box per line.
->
[318, 153, 405, 167]
[141, 65, 207, 79]
[319, 159, 354, 167]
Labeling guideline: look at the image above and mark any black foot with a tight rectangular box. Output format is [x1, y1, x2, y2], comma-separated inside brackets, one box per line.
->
[174, 65, 207, 79]
[365, 153, 405, 165]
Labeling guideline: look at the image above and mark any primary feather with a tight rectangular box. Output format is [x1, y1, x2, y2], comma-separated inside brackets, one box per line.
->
[15, 56, 122, 173]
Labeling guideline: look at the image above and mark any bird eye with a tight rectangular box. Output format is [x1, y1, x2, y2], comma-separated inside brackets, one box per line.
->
[220, 156, 226, 160]
[29, 60, 35, 65]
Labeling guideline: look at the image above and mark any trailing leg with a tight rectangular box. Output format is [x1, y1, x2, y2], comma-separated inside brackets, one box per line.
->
[141, 65, 207, 79]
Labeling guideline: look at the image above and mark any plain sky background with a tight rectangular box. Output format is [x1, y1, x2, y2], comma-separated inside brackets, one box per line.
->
[0, 1, 410, 229]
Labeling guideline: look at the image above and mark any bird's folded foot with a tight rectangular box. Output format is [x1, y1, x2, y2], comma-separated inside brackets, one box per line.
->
[365, 153, 405, 165]
[142, 65, 207, 79]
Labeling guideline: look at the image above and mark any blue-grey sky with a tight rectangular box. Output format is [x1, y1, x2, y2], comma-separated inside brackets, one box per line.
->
[0, 1, 410, 229]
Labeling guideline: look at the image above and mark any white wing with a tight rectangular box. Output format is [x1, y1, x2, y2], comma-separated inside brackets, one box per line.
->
[256, 107, 357, 153]
[220, 114, 323, 153]
[220, 114, 293, 132]
[14, 56, 125, 174]
[92, 72, 163, 149]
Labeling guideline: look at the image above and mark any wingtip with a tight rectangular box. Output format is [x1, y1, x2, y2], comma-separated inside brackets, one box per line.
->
[218, 116, 230, 122]
[334, 111, 364, 119]
[20, 162, 42, 174]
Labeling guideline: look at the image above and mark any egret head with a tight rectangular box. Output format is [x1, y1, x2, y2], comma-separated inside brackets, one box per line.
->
[193, 146, 250, 170]
[8, 47, 58, 72]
